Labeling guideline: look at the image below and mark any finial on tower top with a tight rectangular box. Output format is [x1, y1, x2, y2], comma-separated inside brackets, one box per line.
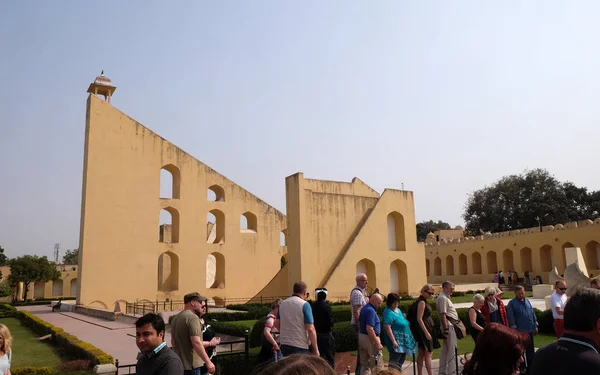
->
[87, 71, 116, 103]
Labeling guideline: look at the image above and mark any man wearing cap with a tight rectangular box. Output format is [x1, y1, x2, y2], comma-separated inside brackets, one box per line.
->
[170, 293, 215, 375]
[312, 288, 335, 368]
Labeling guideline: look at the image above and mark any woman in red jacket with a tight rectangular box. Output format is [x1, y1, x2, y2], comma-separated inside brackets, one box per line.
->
[480, 286, 508, 326]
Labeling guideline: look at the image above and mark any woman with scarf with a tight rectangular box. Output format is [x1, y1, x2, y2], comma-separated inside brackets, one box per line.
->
[480, 286, 508, 326]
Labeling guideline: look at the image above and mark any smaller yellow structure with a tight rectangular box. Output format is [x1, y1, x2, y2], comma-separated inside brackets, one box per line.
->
[6, 264, 79, 300]
[426, 219, 600, 285]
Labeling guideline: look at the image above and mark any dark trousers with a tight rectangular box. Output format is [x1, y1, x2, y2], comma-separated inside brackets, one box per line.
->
[389, 351, 406, 371]
[281, 344, 310, 357]
[352, 324, 361, 375]
[317, 332, 335, 368]
[520, 332, 535, 373]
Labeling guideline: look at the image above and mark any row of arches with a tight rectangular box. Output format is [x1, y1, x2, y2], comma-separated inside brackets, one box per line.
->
[33, 279, 78, 298]
[159, 208, 286, 244]
[160, 165, 228, 202]
[356, 258, 409, 295]
[426, 241, 600, 276]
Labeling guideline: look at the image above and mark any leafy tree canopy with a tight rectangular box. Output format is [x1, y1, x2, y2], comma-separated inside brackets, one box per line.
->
[416, 220, 452, 242]
[463, 168, 600, 235]
[62, 248, 79, 265]
[8, 255, 61, 301]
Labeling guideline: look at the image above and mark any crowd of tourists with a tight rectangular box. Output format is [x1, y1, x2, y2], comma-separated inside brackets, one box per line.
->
[132, 276, 600, 375]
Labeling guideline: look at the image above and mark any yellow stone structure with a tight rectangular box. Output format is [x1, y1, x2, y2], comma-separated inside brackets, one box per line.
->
[425, 220, 600, 285]
[8, 265, 79, 300]
[77, 73, 426, 310]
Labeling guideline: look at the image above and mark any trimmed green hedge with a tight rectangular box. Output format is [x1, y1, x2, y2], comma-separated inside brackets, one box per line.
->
[11, 367, 54, 375]
[16, 309, 113, 366]
[210, 320, 254, 338]
[214, 352, 259, 375]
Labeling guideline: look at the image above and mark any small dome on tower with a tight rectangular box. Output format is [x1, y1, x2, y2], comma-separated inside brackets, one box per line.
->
[94, 70, 113, 86]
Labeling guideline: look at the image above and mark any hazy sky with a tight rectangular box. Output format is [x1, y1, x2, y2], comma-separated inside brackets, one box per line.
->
[2, 2, 600, 259]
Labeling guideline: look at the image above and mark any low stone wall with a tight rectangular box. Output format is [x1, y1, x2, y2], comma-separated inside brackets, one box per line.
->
[533, 284, 553, 299]
[75, 305, 123, 321]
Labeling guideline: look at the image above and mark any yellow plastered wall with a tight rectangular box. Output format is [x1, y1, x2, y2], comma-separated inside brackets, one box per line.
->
[285, 173, 427, 299]
[77, 95, 287, 309]
[426, 219, 600, 284]
[9, 265, 79, 300]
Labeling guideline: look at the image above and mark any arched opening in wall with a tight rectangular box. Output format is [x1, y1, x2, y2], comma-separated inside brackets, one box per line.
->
[280, 229, 287, 246]
[434, 257, 442, 276]
[426, 259, 430, 276]
[445, 255, 454, 276]
[585, 241, 600, 270]
[390, 260, 408, 295]
[503, 249, 514, 271]
[472, 252, 482, 274]
[387, 212, 406, 251]
[34, 282, 45, 299]
[159, 207, 179, 243]
[486, 251, 498, 274]
[540, 245, 553, 272]
[157, 251, 179, 292]
[52, 280, 63, 297]
[207, 210, 225, 243]
[240, 212, 258, 232]
[561, 242, 574, 270]
[70, 279, 78, 297]
[89, 300, 108, 310]
[207, 185, 225, 202]
[458, 254, 467, 275]
[160, 164, 181, 199]
[520, 248, 533, 273]
[207, 252, 225, 289]
[356, 259, 377, 291]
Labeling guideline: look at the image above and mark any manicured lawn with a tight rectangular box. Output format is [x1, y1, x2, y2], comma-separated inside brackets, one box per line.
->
[449, 291, 533, 304]
[379, 332, 557, 361]
[1, 317, 63, 368]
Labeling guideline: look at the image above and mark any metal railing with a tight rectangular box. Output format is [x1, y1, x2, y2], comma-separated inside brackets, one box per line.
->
[115, 332, 250, 375]
[125, 296, 290, 315]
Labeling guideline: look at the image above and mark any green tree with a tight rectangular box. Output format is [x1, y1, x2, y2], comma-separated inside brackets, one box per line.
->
[416, 220, 452, 242]
[8, 255, 60, 301]
[463, 169, 600, 234]
[62, 248, 79, 265]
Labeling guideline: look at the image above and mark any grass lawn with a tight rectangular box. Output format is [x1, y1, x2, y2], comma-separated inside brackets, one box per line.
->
[379, 332, 557, 361]
[448, 291, 533, 304]
[1, 317, 63, 368]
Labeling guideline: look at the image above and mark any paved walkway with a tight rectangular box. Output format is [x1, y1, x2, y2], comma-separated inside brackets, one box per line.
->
[19, 305, 141, 364]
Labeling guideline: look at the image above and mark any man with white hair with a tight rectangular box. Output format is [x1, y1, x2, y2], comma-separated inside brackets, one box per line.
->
[358, 293, 384, 374]
[350, 273, 369, 374]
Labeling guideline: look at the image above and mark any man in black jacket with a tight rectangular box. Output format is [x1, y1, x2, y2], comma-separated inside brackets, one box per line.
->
[529, 287, 600, 374]
[312, 288, 335, 368]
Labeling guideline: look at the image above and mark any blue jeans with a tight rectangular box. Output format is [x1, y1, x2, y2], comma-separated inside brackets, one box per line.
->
[184, 369, 204, 375]
[281, 344, 310, 356]
[388, 351, 406, 371]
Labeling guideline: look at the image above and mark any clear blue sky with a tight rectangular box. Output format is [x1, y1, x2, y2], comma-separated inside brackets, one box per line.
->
[2, 2, 600, 259]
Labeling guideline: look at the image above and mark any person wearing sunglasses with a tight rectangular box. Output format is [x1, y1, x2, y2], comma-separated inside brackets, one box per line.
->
[407, 284, 439, 375]
[550, 280, 568, 338]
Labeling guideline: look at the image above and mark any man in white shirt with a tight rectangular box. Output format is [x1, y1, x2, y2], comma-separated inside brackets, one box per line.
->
[550, 280, 567, 338]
